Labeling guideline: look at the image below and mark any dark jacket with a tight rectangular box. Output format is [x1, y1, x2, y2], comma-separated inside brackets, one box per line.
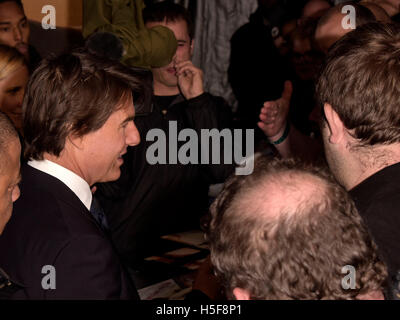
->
[0, 268, 23, 300]
[97, 93, 234, 267]
[0, 164, 138, 300]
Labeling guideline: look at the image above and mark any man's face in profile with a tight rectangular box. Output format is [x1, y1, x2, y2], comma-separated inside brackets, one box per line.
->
[73, 97, 141, 186]
[0, 137, 21, 234]
[0, 1, 30, 59]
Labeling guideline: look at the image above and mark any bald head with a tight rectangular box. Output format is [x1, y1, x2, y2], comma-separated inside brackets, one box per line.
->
[209, 156, 387, 300]
[236, 169, 328, 224]
[361, 1, 392, 21]
[0, 111, 19, 170]
[302, 0, 332, 19]
[315, 2, 376, 53]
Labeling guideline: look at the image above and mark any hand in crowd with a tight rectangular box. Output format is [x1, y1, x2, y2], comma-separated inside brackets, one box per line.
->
[176, 60, 205, 100]
[258, 80, 293, 142]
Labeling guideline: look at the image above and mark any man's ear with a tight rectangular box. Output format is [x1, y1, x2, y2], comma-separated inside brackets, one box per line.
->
[323, 103, 346, 144]
[356, 290, 384, 300]
[233, 288, 251, 300]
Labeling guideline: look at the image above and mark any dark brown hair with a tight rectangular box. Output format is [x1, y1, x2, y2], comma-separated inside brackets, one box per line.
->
[316, 22, 400, 147]
[23, 50, 151, 160]
[143, 1, 194, 40]
[208, 156, 387, 299]
[0, 0, 23, 10]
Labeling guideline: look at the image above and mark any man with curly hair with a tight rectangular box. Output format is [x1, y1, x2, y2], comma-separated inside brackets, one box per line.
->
[208, 156, 387, 300]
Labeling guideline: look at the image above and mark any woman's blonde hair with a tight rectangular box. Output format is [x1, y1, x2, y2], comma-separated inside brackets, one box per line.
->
[0, 44, 27, 81]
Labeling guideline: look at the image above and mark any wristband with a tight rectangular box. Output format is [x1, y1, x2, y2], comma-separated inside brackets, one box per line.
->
[270, 122, 290, 145]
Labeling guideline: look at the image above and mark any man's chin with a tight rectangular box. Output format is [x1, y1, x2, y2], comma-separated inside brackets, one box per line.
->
[100, 169, 121, 183]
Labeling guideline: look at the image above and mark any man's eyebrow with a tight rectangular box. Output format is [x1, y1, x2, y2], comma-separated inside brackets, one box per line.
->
[121, 115, 135, 125]
[0, 22, 11, 26]
[6, 86, 22, 93]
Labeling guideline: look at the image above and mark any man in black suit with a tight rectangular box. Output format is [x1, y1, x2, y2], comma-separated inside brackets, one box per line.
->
[0, 51, 149, 299]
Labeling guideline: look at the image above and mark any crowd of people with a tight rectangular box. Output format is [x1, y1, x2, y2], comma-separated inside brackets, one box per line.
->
[0, 0, 400, 300]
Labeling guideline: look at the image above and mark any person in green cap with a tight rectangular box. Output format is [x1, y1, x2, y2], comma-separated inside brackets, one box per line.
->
[83, 0, 178, 69]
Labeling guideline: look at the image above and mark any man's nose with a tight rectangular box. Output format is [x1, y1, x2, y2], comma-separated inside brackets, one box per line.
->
[125, 121, 141, 147]
[172, 51, 178, 64]
[13, 27, 22, 42]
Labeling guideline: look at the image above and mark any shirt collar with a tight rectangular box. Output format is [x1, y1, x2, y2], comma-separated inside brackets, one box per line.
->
[28, 159, 92, 211]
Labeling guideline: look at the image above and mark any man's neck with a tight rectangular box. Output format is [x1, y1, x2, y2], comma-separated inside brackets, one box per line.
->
[43, 152, 91, 186]
[153, 84, 180, 97]
[345, 144, 400, 190]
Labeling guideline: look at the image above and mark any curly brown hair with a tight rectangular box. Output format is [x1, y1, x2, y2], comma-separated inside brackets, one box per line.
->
[208, 156, 387, 299]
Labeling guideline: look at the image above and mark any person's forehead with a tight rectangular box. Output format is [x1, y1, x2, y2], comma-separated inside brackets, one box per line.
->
[1, 65, 28, 84]
[119, 95, 135, 117]
[0, 2, 25, 21]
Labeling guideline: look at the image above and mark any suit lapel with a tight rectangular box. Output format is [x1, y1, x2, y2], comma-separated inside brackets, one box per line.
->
[22, 164, 103, 233]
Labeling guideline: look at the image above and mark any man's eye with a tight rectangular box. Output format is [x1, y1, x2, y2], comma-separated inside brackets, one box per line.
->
[0, 27, 10, 32]
[7, 87, 21, 96]
[20, 21, 27, 28]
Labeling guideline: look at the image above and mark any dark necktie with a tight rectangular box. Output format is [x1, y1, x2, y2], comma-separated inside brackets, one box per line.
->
[90, 196, 109, 232]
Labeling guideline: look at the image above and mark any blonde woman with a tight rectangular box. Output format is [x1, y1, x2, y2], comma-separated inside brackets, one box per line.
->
[0, 44, 29, 134]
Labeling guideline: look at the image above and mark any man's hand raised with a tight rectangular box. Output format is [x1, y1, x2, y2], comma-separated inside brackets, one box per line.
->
[258, 80, 293, 141]
[176, 60, 204, 100]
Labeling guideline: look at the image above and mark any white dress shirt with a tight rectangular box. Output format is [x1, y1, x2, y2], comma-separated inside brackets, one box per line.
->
[28, 159, 92, 211]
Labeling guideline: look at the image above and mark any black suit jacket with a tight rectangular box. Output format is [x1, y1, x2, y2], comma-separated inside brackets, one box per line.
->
[0, 164, 138, 300]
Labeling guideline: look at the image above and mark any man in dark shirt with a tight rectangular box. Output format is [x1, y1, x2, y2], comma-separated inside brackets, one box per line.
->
[96, 2, 233, 269]
[316, 22, 400, 287]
